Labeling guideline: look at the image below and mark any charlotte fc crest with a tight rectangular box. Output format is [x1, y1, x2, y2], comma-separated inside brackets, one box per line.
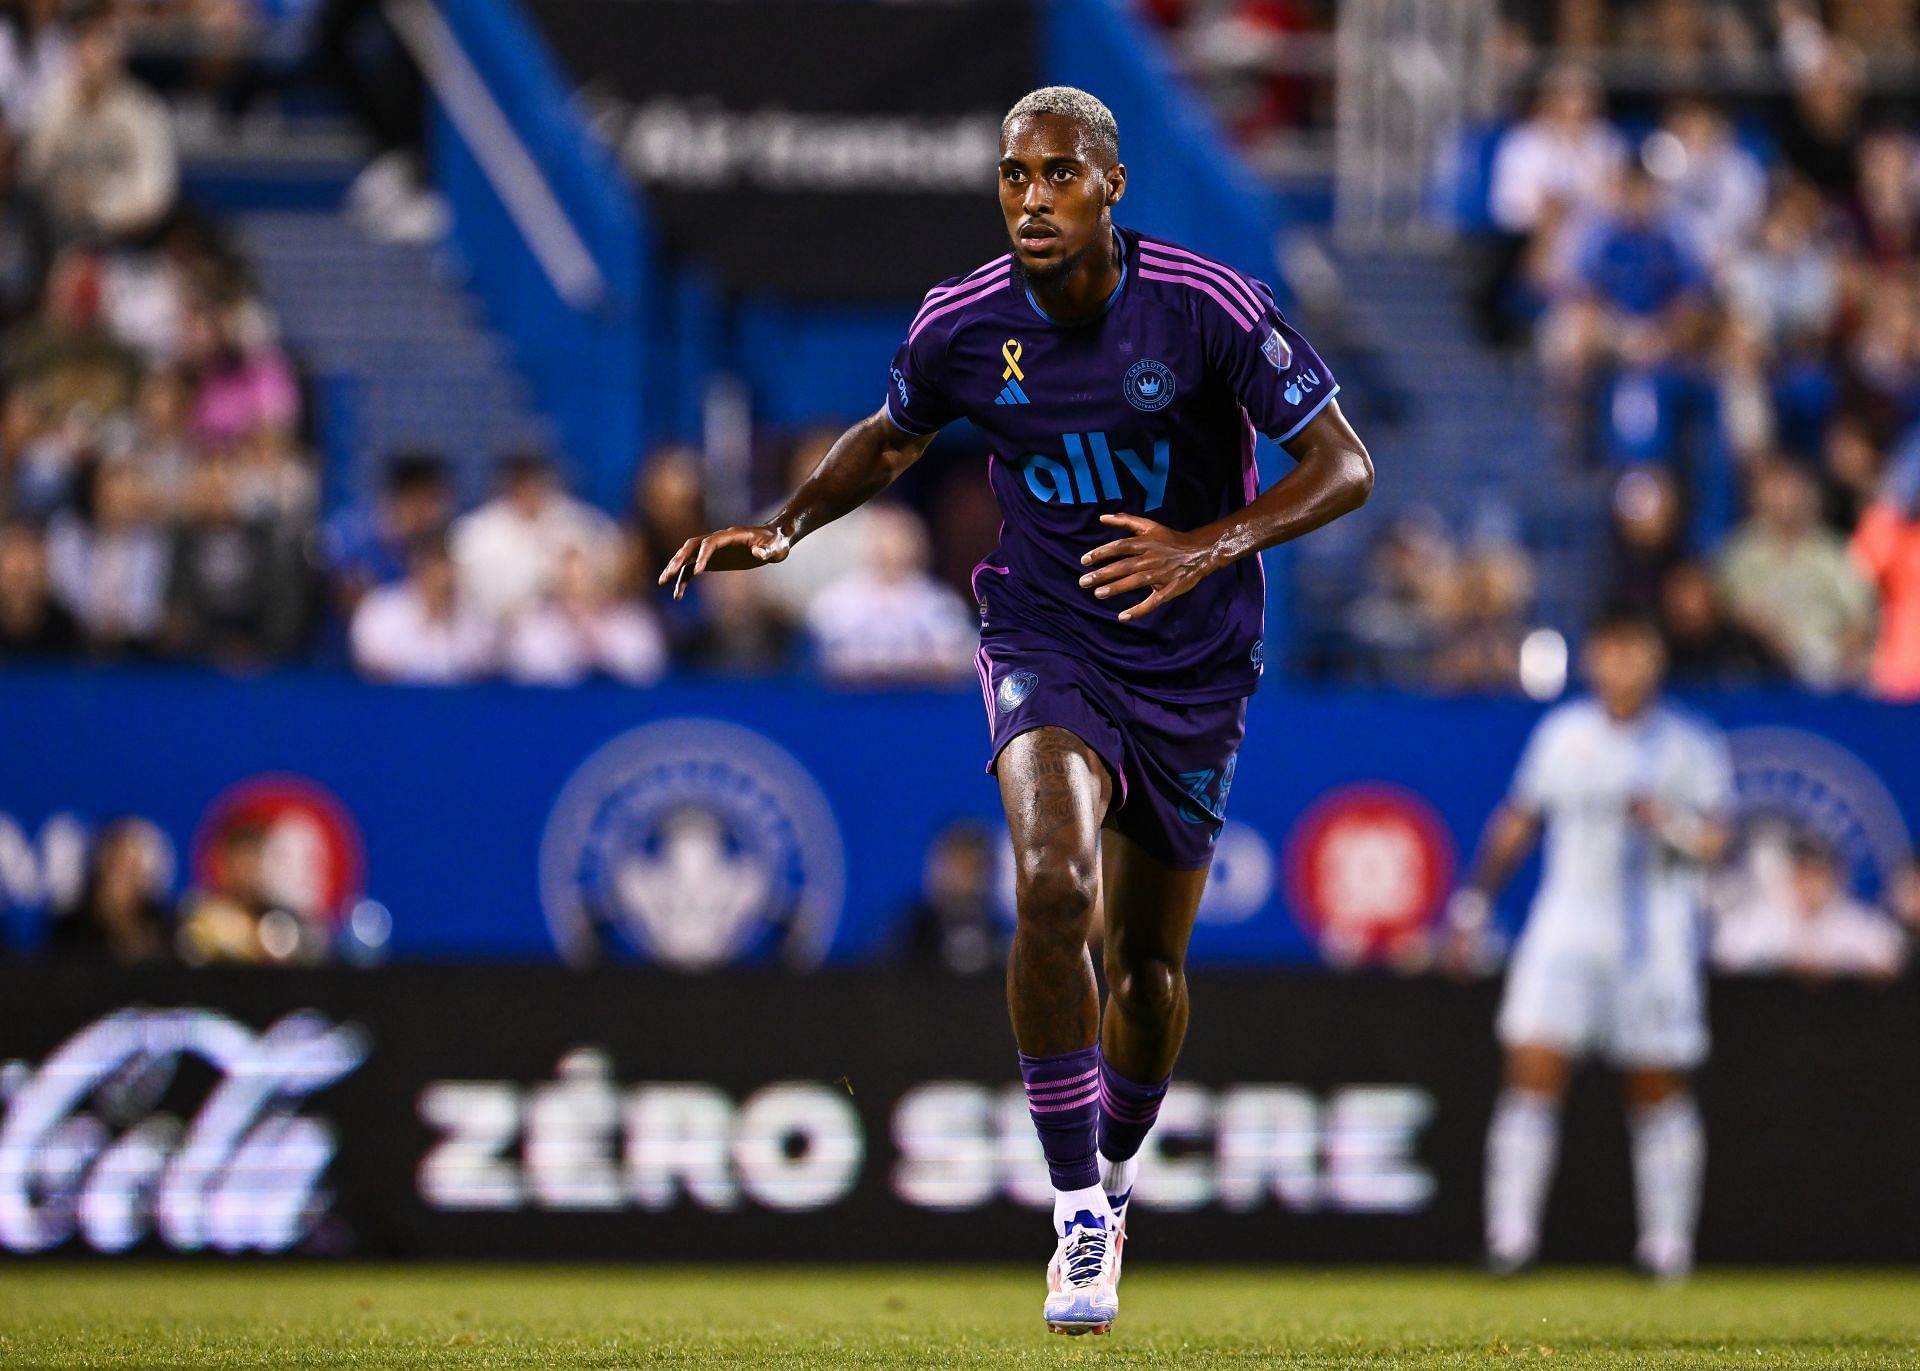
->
[1124, 358, 1176, 412]
[997, 669, 1038, 710]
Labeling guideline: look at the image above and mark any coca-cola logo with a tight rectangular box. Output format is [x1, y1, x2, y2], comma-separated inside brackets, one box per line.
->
[0, 1008, 367, 1254]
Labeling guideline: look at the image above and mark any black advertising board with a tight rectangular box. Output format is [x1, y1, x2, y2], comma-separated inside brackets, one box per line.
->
[2, 965, 1916, 1263]
[526, 0, 1034, 300]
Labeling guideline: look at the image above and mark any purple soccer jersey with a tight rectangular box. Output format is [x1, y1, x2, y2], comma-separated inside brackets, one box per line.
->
[886, 227, 1340, 701]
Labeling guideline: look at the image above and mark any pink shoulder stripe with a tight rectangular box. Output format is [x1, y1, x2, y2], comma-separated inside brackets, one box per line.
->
[1137, 266, 1257, 331]
[913, 255, 1014, 317]
[1138, 240, 1266, 320]
[907, 270, 1010, 345]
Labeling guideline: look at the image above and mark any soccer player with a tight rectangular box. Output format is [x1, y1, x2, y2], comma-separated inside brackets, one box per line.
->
[661, 87, 1373, 1333]
[1446, 611, 1733, 1280]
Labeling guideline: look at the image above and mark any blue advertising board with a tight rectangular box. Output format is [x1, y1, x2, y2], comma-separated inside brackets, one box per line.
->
[2, 671, 1915, 965]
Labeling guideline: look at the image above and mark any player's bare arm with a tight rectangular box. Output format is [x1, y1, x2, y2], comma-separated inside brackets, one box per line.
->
[1443, 802, 1541, 974]
[656, 410, 935, 596]
[1462, 802, 1544, 906]
[1077, 401, 1373, 622]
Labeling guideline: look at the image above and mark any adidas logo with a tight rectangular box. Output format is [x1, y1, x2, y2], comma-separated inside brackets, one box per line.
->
[995, 379, 1030, 406]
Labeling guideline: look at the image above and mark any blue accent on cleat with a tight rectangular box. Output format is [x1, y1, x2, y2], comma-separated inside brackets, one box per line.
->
[1061, 1210, 1107, 1237]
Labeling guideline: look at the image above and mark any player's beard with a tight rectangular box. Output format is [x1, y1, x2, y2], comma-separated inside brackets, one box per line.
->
[1014, 239, 1093, 291]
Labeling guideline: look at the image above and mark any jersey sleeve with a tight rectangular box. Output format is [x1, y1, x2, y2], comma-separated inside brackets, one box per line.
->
[883, 327, 960, 436]
[1508, 712, 1563, 814]
[1206, 285, 1341, 445]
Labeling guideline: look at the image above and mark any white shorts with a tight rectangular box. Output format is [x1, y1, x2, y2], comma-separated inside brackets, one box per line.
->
[1496, 933, 1708, 1070]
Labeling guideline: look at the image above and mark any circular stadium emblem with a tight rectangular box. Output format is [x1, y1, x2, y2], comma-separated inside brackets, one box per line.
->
[1713, 726, 1913, 913]
[192, 775, 364, 927]
[1284, 783, 1454, 967]
[540, 719, 846, 970]
[997, 669, 1038, 712]
[1123, 358, 1176, 412]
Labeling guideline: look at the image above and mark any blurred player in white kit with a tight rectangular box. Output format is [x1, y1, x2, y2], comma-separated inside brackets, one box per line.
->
[1446, 610, 1733, 1280]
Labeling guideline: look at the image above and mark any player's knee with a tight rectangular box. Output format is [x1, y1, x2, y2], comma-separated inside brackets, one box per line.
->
[1014, 850, 1098, 939]
[1108, 954, 1181, 1026]
[1503, 1044, 1572, 1098]
[1623, 1069, 1689, 1109]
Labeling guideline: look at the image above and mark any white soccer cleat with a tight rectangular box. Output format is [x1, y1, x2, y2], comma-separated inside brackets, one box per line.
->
[1043, 1208, 1120, 1336]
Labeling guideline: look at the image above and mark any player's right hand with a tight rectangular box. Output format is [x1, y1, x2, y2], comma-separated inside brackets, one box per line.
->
[1440, 888, 1492, 981]
[658, 526, 793, 599]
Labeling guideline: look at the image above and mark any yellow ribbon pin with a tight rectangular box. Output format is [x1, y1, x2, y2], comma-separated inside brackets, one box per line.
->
[1002, 339, 1024, 382]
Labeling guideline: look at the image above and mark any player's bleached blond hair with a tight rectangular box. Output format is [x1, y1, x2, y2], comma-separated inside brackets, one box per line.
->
[1002, 86, 1120, 164]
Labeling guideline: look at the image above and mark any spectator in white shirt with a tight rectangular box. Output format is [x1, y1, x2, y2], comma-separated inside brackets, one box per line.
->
[22, 7, 175, 242]
[47, 456, 167, 652]
[806, 502, 976, 686]
[1721, 180, 1839, 351]
[1714, 833, 1906, 981]
[350, 535, 496, 684]
[1475, 63, 1625, 346]
[505, 546, 668, 686]
[1489, 64, 1625, 238]
[1648, 99, 1766, 270]
[450, 449, 619, 627]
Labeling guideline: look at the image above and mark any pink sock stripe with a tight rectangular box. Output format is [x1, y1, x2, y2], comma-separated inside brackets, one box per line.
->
[1027, 1086, 1100, 1114]
[917, 255, 1012, 311]
[1025, 1065, 1100, 1093]
[1138, 239, 1266, 319]
[1027, 1080, 1100, 1106]
[907, 272, 1010, 344]
[1027, 1086, 1100, 1109]
[1137, 267, 1256, 331]
[1098, 1089, 1162, 1123]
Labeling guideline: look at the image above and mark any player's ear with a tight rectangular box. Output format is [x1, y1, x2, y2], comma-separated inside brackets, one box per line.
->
[1106, 162, 1126, 206]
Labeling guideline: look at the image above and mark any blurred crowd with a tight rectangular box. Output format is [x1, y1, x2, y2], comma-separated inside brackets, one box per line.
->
[0, 2, 979, 690]
[1356, 2, 1920, 700]
[0, 1, 323, 669]
[1135, 0, 1334, 148]
[327, 439, 978, 688]
[7, 0, 1920, 706]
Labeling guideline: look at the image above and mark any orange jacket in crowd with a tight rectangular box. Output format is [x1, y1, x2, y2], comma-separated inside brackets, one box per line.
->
[1851, 501, 1920, 701]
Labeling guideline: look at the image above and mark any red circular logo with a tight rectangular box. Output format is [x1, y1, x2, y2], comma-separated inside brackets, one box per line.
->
[1285, 783, 1455, 966]
[192, 775, 365, 927]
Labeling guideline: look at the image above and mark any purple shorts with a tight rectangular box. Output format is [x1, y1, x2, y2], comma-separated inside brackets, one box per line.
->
[975, 643, 1247, 870]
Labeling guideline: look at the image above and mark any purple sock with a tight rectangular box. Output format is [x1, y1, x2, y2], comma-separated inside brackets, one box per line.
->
[1096, 1051, 1171, 1164]
[1019, 1046, 1101, 1191]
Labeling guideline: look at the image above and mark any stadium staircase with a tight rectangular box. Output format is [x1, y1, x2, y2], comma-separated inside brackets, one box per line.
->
[231, 205, 555, 511]
[1289, 244, 1608, 659]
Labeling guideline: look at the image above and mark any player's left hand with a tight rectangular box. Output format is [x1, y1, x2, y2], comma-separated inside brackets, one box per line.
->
[1077, 513, 1221, 623]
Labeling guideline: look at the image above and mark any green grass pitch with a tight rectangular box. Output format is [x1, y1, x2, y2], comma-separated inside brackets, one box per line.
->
[2, 1266, 1917, 1368]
